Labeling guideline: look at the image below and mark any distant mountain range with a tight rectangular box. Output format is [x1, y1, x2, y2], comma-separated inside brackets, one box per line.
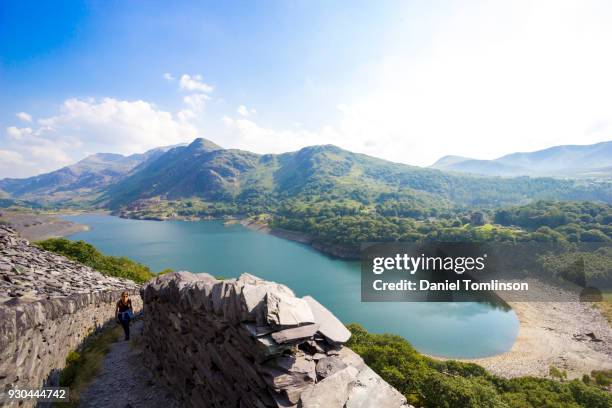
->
[0, 146, 178, 204]
[1, 138, 611, 210]
[430, 141, 612, 178]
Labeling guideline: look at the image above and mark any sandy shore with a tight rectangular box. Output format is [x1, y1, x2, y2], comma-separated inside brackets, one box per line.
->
[0, 210, 90, 241]
[465, 280, 612, 379]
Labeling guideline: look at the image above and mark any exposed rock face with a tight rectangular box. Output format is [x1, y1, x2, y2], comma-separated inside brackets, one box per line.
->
[0, 225, 141, 407]
[142, 271, 411, 407]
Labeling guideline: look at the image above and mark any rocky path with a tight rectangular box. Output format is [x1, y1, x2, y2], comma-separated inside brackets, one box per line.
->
[78, 320, 180, 408]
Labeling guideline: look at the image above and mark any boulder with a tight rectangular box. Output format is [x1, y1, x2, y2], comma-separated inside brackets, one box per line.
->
[315, 356, 348, 379]
[303, 296, 351, 344]
[299, 366, 359, 408]
[345, 366, 410, 408]
[261, 354, 316, 404]
[240, 280, 294, 324]
[265, 291, 314, 327]
[271, 324, 320, 344]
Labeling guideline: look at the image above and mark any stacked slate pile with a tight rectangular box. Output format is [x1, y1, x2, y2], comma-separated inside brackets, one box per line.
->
[142, 271, 411, 408]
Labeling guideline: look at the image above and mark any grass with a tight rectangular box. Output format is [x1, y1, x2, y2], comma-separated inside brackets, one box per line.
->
[56, 325, 122, 407]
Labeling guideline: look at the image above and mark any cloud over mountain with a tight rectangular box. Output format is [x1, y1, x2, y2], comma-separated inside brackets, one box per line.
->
[2, 98, 199, 178]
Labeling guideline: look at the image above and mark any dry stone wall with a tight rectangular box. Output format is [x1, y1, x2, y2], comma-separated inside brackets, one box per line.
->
[0, 225, 141, 406]
[142, 271, 411, 408]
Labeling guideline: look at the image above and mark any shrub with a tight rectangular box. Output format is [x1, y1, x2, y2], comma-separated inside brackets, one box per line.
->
[346, 324, 612, 408]
[35, 238, 155, 283]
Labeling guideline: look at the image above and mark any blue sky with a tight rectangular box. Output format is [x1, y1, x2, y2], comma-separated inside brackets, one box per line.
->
[1, 0, 611, 177]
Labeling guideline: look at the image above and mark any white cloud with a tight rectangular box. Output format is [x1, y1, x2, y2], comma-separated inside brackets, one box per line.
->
[16, 112, 32, 122]
[179, 74, 213, 93]
[177, 109, 196, 122]
[163, 72, 174, 81]
[0, 150, 26, 182]
[183, 93, 210, 111]
[237, 105, 249, 117]
[177, 93, 210, 123]
[0, 149, 24, 165]
[237, 105, 256, 117]
[37, 98, 198, 152]
[2, 98, 199, 178]
[6, 126, 32, 140]
[221, 116, 337, 154]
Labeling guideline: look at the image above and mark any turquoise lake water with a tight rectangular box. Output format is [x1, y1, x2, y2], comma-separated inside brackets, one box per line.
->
[63, 214, 519, 358]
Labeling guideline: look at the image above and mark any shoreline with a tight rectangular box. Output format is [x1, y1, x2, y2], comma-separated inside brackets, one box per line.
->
[0, 209, 91, 241]
[239, 217, 360, 259]
[9, 210, 611, 379]
[460, 280, 612, 379]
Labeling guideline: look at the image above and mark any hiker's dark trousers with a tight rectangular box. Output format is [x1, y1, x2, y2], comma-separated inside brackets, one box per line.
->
[119, 315, 131, 340]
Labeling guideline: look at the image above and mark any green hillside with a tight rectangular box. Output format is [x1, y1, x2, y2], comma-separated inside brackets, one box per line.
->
[101, 138, 611, 215]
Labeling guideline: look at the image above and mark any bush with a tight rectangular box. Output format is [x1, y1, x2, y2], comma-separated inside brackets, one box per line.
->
[346, 324, 612, 408]
[35, 238, 155, 283]
[549, 366, 568, 381]
[591, 370, 612, 387]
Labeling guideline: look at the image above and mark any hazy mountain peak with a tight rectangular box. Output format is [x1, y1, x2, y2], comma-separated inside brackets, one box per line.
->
[430, 141, 612, 178]
[76, 153, 129, 167]
[295, 144, 344, 156]
[187, 138, 223, 152]
[430, 155, 474, 168]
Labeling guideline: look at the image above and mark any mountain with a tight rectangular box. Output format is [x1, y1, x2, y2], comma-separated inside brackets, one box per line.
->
[3, 138, 611, 211]
[431, 141, 612, 178]
[99, 138, 612, 212]
[0, 145, 177, 205]
[102, 138, 256, 207]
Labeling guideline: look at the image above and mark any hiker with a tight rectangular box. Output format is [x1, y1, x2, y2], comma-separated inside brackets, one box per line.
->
[115, 291, 134, 340]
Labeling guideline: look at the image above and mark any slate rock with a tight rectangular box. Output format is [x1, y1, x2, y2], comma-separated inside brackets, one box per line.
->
[345, 366, 411, 408]
[271, 324, 320, 344]
[316, 356, 348, 379]
[303, 296, 351, 344]
[299, 366, 359, 408]
[265, 291, 314, 327]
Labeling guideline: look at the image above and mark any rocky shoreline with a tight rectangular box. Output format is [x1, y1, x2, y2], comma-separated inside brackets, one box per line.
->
[239, 218, 360, 260]
[112, 210, 360, 259]
[0, 210, 90, 241]
[461, 279, 612, 379]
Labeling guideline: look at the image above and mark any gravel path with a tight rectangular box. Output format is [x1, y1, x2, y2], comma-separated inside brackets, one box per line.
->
[78, 320, 180, 408]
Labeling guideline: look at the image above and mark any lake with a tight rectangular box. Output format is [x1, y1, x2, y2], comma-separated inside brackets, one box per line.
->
[63, 214, 519, 358]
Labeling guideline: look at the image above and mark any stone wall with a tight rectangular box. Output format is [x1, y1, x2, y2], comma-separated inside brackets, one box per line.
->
[142, 271, 410, 408]
[0, 225, 141, 406]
